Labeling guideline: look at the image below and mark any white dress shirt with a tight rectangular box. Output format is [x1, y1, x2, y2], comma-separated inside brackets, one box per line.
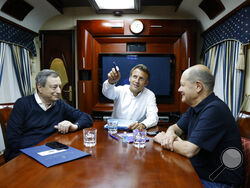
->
[34, 92, 54, 111]
[102, 80, 159, 128]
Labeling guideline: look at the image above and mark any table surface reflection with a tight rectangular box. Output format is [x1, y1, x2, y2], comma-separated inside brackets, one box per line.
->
[0, 121, 203, 188]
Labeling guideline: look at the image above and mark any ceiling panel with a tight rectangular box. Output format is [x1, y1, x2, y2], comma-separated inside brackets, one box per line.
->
[48, 0, 183, 9]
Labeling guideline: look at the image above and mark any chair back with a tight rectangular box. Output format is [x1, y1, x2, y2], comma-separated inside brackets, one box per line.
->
[0, 106, 13, 147]
[237, 111, 250, 139]
[237, 111, 250, 188]
[241, 137, 250, 188]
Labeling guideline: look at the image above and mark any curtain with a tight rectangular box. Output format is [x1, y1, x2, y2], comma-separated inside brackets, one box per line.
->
[204, 40, 245, 118]
[0, 43, 6, 86]
[0, 43, 21, 103]
[10, 45, 32, 97]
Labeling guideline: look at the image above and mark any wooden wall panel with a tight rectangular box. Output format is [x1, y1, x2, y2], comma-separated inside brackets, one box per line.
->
[92, 39, 101, 109]
[83, 30, 93, 70]
[100, 43, 126, 53]
[77, 26, 92, 70]
[95, 37, 178, 44]
[78, 81, 92, 115]
[77, 19, 197, 115]
[77, 21, 85, 70]
[146, 43, 172, 53]
[175, 36, 189, 113]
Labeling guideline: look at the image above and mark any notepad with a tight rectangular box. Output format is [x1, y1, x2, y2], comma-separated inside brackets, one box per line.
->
[21, 145, 90, 167]
[104, 119, 136, 130]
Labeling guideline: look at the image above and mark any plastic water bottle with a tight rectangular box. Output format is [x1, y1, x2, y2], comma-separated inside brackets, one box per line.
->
[123, 131, 128, 143]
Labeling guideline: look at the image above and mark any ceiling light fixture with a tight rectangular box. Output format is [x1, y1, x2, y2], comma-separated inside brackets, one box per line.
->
[88, 0, 140, 15]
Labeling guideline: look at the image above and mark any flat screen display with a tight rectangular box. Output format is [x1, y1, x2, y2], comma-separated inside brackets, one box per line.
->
[98, 54, 175, 104]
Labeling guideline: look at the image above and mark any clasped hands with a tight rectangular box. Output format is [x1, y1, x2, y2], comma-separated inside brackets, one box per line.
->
[129, 122, 146, 130]
[153, 131, 179, 151]
[54, 120, 78, 134]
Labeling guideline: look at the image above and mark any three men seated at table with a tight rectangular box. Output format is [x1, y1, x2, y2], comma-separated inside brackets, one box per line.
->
[154, 65, 244, 188]
[4, 69, 93, 161]
[4, 64, 244, 187]
[102, 64, 159, 130]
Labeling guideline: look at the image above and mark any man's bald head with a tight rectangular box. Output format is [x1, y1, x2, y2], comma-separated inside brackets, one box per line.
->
[183, 64, 215, 93]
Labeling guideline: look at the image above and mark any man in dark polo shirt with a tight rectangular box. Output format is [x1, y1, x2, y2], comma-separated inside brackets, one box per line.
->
[154, 64, 244, 188]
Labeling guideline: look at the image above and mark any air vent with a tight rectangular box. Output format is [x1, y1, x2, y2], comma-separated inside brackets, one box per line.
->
[199, 0, 225, 20]
[1, 0, 34, 21]
[127, 43, 146, 52]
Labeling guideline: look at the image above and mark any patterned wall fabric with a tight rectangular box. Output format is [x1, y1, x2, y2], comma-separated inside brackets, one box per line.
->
[202, 6, 250, 52]
[0, 20, 37, 56]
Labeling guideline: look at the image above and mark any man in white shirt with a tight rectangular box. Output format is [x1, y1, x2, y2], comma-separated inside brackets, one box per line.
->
[102, 64, 159, 129]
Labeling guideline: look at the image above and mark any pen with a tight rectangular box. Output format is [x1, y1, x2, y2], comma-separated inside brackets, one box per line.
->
[109, 134, 119, 140]
[113, 62, 118, 72]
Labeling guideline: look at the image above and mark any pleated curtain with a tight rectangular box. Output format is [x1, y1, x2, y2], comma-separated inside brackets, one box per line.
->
[10, 45, 32, 97]
[204, 40, 245, 118]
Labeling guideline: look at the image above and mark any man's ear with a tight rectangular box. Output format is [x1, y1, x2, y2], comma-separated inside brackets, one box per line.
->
[37, 83, 42, 93]
[196, 81, 203, 93]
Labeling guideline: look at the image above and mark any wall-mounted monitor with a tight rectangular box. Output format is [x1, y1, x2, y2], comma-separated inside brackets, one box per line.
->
[98, 53, 175, 104]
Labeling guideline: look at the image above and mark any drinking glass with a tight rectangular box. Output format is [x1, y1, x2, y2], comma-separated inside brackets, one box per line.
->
[107, 119, 118, 134]
[83, 128, 97, 147]
[133, 129, 147, 148]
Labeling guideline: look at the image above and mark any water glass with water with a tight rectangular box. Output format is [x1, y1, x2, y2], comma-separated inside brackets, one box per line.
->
[83, 128, 97, 147]
[107, 119, 118, 134]
[133, 129, 147, 148]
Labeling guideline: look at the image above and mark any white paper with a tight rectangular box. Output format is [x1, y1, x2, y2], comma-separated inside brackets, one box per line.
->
[38, 149, 66, 156]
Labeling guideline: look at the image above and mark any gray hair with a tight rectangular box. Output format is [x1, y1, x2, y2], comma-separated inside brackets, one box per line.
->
[130, 64, 150, 81]
[35, 69, 59, 88]
[187, 66, 215, 92]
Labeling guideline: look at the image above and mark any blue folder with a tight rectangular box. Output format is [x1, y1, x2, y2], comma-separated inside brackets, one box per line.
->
[21, 145, 90, 168]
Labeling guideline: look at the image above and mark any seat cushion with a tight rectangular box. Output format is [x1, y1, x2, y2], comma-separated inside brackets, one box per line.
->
[241, 137, 250, 188]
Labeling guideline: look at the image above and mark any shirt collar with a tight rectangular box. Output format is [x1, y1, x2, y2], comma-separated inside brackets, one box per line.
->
[128, 87, 145, 97]
[192, 92, 216, 114]
[34, 92, 55, 111]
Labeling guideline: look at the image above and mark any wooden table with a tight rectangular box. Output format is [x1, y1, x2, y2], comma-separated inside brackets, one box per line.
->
[0, 121, 203, 188]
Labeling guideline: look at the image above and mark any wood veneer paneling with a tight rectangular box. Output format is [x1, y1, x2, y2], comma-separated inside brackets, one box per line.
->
[100, 43, 126, 53]
[77, 27, 93, 70]
[78, 81, 92, 115]
[77, 19, 197, 115]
